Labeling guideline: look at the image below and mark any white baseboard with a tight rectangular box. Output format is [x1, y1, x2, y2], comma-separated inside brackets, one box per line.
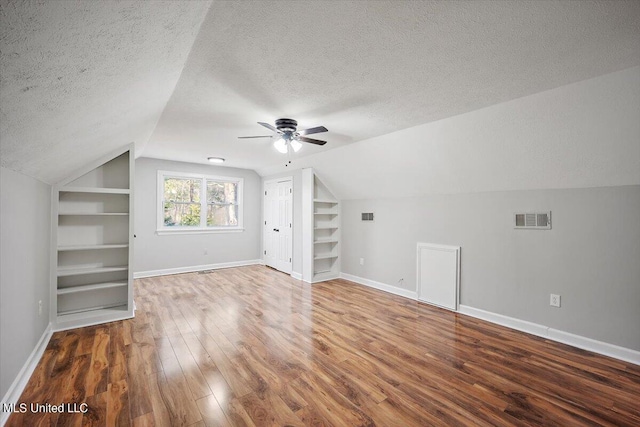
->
[1, 323, 53, 425]
[459, 305, 640, 365]
[290, 271, 303, 280]
[340, 272, 418, 300]
[334, 273, 639, 365]
[133, 259, 263, 279]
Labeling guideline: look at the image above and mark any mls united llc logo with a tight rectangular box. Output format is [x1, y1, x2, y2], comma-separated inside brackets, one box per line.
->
[2, 402, 89, 414]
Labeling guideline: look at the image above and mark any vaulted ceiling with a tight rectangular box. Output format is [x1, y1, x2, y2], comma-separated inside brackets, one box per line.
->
[1, 0, 639, 186]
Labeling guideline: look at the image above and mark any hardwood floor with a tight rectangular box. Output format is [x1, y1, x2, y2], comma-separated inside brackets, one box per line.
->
[7, 265, 640, 426]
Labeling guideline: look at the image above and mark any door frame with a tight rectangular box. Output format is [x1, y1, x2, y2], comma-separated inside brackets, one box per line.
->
[263, 176, 293, 274]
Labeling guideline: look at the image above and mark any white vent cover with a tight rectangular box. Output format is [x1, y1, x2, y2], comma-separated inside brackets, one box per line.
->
[514, 212, 551, 229]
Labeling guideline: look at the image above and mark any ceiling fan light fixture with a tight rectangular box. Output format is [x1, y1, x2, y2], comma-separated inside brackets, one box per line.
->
[274, 138, 288, 154]
[207, 157, 225, 163]
[290, 138, 302, 152]
[241, 118, 328, 154]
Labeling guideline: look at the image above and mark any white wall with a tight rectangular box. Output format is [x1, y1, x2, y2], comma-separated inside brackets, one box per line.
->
[342, 186, 640, 350]
[0, 167, 51, 398]
[134, 158, 261, 275]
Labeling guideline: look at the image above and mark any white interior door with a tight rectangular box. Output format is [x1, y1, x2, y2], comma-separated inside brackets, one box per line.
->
[264, 178, 292, 274]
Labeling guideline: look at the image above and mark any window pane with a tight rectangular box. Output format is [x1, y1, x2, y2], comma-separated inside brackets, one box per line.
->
[207, 204, 238, 226]
[164, 178, 201, 203]
[164, 202, 201, 227]
[207, 180, 237, 204]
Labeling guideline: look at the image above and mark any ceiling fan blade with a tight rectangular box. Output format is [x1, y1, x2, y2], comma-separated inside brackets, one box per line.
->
[238, 135, 272, 139]
[298, 136, 327, 145]
[298, 126, 328, 136]
[258, 122, 278, 133]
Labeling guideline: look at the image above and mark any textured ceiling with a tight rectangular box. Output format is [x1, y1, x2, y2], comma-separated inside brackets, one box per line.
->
[1, 0, 639, 187]
[145, 0, 640, 172]
[259, 67, 640, 200]
[0, 0, 212, 183]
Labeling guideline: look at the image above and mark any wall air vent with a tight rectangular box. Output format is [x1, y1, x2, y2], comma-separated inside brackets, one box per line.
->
[361, 213, 374, 221]
[514, 212, 551, 229]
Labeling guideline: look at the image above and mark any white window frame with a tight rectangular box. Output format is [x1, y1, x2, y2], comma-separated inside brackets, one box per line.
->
[157, 170, 244, 235]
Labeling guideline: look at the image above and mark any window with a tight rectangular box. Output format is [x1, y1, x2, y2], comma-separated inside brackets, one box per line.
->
[157, 171, 243, 234]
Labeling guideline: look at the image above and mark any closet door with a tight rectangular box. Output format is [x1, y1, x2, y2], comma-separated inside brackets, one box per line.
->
[263, 178, 292, 274]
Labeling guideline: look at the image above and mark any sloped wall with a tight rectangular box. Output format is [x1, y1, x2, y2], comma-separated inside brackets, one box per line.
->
[258, 66, 640, 199]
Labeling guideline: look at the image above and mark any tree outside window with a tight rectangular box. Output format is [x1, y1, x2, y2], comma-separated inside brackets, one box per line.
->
[158, 171, 243, 233]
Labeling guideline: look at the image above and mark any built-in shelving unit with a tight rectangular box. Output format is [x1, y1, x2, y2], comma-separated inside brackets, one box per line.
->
[51, 144, 135, 330]
[302, 169, 340, 283]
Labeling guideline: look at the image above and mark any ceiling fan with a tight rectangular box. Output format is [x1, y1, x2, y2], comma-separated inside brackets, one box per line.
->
[238, 118, 328, 154]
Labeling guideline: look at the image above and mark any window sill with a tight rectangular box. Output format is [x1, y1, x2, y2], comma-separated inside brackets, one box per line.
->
[156, 228, 244, 236]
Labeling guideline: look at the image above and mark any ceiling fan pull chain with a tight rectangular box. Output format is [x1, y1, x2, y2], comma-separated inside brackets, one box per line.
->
[286, 141, 292, 167]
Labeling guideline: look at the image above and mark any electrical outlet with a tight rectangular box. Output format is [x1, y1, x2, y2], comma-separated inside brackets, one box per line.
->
[359, 258, 364, 265]
[550, 294, 561, 308]
[38, 300, 42, 316]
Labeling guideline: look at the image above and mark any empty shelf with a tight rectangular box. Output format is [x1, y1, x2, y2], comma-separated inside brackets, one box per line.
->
[57, 281, 128, 295]
[314, 253, 338, 260]
[57, 303, 128, 317]
[57, 266, 128, 277]
[313, 199, 338, 204]
[60, 187, 130, 194]
[314, 226, 338, 230]
[58, 244, 129, 251]
[314, 239, 338, 244]
[59, 212, 129, 216]
[314, 212, 338, 215]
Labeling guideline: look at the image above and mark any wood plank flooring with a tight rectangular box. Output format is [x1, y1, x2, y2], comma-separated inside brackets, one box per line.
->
[7, 265, 640, 426]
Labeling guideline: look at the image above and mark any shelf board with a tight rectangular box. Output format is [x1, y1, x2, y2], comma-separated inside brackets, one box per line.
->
[314, 226, 338, 230]
[58, 303, 128, 317]
[60, 187, 130, 194]
[314, 253, 338, 260]
[57, 281, 128, 295]
[314, 212, 338, 215]
[314, 239, 338, 244]
[313, 269, 333, 275]
[59, 212, 129, 216]
[57, 266, 128, 277]
[58, 244, 129, 251]
[313, 199, 338, 204]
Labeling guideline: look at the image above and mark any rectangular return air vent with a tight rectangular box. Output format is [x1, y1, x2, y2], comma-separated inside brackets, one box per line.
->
[361, 213, 374, 221]
[514, 212, 551, 230]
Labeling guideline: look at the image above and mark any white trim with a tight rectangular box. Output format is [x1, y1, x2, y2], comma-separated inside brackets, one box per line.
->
[1, 323, 53, 425]
[458, 305, 640, 365]
[156, 228, 244, 235]
[334, 273, 639, 365]
[290, 271, 303, 280]
[340, 272, 418, 300]
[133, 259, 262, 279]
[157, 170, 244, 232]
